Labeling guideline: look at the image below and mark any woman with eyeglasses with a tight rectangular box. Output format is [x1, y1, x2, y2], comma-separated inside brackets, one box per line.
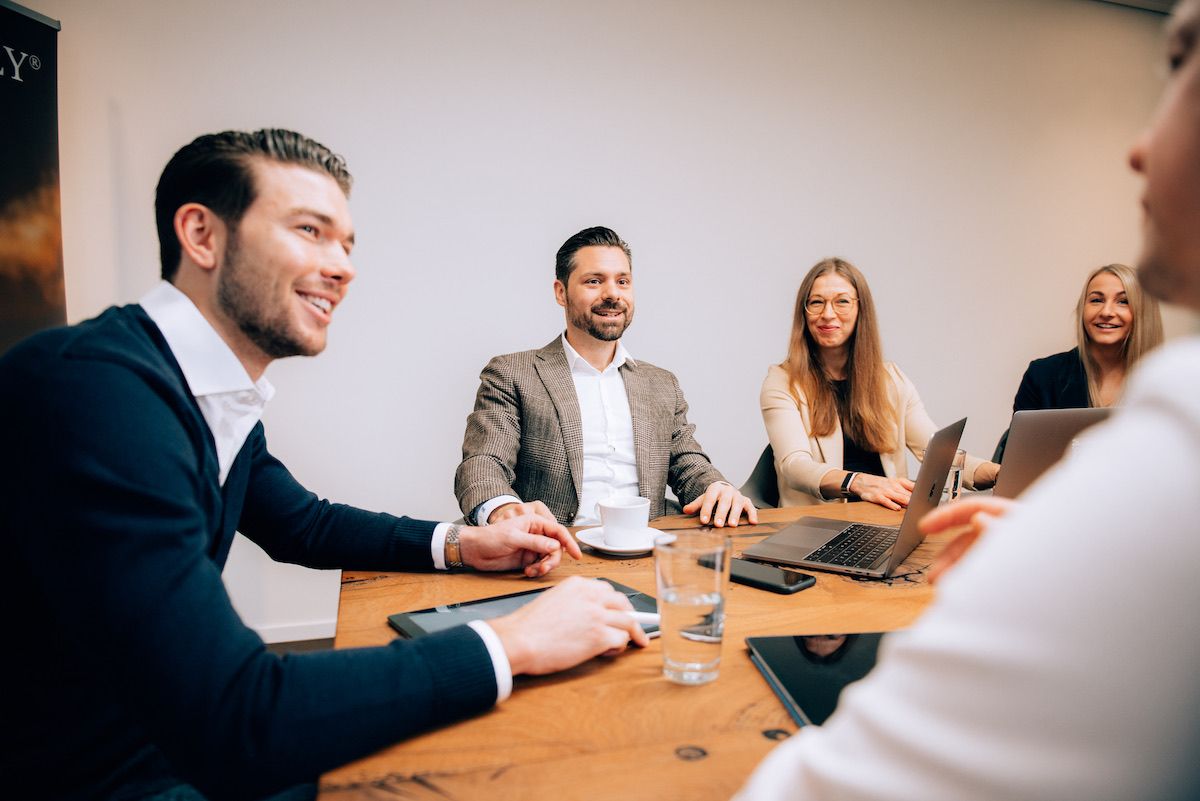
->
[995, 264, 1164, 461]
[760, 257, 999, 510]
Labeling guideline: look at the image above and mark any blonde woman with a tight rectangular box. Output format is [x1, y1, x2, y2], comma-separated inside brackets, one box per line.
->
[1009, 264, 1164, 416]
[760, 258, 999, 510]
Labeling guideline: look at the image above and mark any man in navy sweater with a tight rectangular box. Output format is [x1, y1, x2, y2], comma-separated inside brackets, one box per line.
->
[0, 129, 649, 801]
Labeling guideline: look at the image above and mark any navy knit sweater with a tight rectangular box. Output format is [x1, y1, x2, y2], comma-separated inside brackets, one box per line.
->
[0, 305, 497, 800]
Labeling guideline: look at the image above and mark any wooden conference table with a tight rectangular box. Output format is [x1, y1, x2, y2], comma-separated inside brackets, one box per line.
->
[319, 503, 953, 800]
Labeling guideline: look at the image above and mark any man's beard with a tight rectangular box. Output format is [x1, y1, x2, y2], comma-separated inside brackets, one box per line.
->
[217, 232, 317, 360]
[569, 299, 632, 342]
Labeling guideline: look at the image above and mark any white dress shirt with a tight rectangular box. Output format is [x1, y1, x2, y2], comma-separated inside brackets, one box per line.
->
[736, 336, 1200, 801]
[475, 334, 639, 526]
[140, 281, 512, 702]
[140, 281, 275, 485]
[563, 335, 639, 526]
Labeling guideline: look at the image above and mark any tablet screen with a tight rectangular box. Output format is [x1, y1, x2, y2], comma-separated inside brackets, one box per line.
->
[388, 578, 658, 638]
[747, 633, 885, 726]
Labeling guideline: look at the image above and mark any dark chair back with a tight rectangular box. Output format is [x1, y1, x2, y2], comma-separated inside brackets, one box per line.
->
[739, 445, 780, 509]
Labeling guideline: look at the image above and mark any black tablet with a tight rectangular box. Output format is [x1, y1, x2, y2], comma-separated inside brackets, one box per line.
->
[387, 578, 659, 638]
[746, 633, 886, 726]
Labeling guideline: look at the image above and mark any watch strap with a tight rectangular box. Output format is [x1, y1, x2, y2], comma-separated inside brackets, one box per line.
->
[445, 524, 465, 569]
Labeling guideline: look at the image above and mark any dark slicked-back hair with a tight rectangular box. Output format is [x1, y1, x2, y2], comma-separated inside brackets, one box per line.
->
[554, 226, 632, 283]
[155, 128, 353, 281]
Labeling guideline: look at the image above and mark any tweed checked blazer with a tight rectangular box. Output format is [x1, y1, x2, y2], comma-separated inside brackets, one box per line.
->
[456, 336, 726, 525]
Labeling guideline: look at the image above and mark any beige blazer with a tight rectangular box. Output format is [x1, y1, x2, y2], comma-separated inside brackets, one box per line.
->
[759, 362, 985, 507]
[456, 337, 726, 525]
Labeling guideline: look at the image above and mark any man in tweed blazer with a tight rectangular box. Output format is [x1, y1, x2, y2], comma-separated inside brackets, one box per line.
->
[456, 227, 757, 528]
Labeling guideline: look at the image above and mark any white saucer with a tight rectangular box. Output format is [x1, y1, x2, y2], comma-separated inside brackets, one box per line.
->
[576, 527, 660, 556]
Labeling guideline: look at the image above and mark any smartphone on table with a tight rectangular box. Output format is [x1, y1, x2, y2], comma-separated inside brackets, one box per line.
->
[730, 558, 815, 594]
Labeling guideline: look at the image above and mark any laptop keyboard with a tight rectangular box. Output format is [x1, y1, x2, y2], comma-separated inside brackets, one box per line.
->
[806, 523, 898, 568]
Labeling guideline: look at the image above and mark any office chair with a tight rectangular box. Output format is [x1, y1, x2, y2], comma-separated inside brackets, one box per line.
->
[993, 428, 1009, 464]
[739, 444, 780, 509]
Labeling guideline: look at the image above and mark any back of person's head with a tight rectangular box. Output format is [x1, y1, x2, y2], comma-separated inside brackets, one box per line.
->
[554, 226, 632, 284]
[785, 257, 896, 452]
[1074, 263, 1165, 405]
[154, 129, 353, 282]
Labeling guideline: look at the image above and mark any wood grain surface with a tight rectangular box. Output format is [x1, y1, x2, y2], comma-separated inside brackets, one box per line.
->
[320, 504, 954, 800]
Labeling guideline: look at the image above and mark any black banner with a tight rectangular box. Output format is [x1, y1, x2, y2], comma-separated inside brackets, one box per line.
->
[1, 0, 63, 355]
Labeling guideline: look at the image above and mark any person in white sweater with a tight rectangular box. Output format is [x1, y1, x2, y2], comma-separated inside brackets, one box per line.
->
[736, 3, 1200, 800]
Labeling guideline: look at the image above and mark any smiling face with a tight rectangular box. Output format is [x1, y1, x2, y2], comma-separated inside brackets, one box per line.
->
[1080, 271, 1133, 350]
[1130, 0, 1200, 311]
[805, 272, 859, 353]
[554, 245, 635, 343]
[215, 159, 356, 366]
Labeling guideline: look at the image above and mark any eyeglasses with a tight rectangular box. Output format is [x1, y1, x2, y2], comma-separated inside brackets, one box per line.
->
[804, 295, 858, 317]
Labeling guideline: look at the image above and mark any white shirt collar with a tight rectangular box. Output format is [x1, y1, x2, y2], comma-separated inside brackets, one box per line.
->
[560, 333, 635, 375]
[139, 280, 275, 403]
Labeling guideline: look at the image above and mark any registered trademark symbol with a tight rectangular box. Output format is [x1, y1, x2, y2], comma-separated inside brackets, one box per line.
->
[30, 55, 41, 70]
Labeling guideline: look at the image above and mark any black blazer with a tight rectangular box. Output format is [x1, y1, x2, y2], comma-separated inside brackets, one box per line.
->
[0, 306, 496, 800]
[996, 348, 1091, 461]
[1013, 348, 1090, 413]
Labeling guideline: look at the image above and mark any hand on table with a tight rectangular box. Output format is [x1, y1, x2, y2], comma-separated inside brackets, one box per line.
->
[682, 481, 759, 527]
[918, 496, 1016, 583]
[487, 576, 652, 675]
[461, 514, 582, 578]
[488, 500, 556, 525]
[852, 474, 914, 510]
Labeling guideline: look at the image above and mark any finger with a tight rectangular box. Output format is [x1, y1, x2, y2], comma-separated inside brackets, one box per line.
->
[699, 489, 718, 525]
[503, 527, 564, 559]
[711, 490, 733, 528]
[919, 497, 1015, 534]
[928, 529, 982, 583]
[900, 478, 916, 490]
[534, 547, 562, 575]
[681, 497, 701, 514]
[524, 516, 582, 559]
[744, 499, 759, 524]
[602, 608, 647, 648]
[970, 510, 1001, 533]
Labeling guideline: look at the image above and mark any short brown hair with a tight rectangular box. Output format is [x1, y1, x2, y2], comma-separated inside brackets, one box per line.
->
[155, 129, 353, 281]
[554, 226, 632, 283]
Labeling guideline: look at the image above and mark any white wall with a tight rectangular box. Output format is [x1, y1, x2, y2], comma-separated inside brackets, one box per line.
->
[25, 0, 1194, 642]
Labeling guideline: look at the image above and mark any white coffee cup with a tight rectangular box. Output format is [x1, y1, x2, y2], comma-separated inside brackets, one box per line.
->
[596, 495, 651, 548]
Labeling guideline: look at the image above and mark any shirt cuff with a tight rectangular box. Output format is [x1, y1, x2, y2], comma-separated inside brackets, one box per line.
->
[430, 522, 453, 570]
[473, 495, 522, 526]
[468, 620, 514, 704]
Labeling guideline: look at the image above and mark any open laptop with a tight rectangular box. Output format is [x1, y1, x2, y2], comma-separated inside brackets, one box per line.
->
[993, 407, 1110, 499]
[741, 418, 965, 579]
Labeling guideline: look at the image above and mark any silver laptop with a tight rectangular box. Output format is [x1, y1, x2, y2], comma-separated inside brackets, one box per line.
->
[993, 408, 1110, 499]
[742, 418, 966, 579]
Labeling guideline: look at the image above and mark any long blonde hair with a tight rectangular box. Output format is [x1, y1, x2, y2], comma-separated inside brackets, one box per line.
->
[1075, 263, 1164, 407]
[783, 258, 896, 453]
